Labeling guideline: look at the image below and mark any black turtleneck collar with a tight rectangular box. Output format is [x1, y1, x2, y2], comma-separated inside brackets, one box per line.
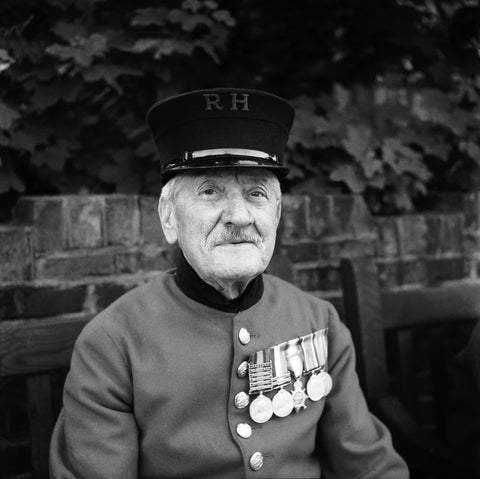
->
[174, 252, 264, 313]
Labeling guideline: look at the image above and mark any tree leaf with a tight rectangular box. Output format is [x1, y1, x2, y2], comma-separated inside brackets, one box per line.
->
[52, 21, 88, 40]
[46, 34, 108, 67]
[368, 173, 386, 189]
[0, 163, 25, 193]
[168, 9, 214, 31]
[330, 163, 366, 193]
[30, 79, 83, 110]
[0, 48, 14, 73]
[182, 0, 203, 12]
[83, 64, 142, 92]
[131, 39, 159, 53]
[341, 124, 375, 162]
[212, 10, 236, 27]
[0, 102, 20, 130]
[8, 130, 38, 152]
[289, 98, 332, 149]
[460, 141, 480, 164]
[382, 138, 431, 180]
[31, 143, 71, 170]
[131, 8, 169, 27]
[97, 163, 124, 183]
[134, 140, 156, 157]
[132, 38, 198, 60]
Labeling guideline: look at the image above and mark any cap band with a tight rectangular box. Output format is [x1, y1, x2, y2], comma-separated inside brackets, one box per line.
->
[183, 148, 278, 163]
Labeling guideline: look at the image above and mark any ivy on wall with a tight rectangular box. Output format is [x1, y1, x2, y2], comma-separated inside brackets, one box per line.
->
[0, 0, 236, 198]
[0, 0, 479, 215]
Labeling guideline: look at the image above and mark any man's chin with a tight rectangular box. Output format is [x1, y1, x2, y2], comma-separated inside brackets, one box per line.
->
[210, 254, 266, 280]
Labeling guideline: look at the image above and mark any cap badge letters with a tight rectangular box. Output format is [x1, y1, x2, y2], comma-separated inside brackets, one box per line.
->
[247, 328, 332, 424]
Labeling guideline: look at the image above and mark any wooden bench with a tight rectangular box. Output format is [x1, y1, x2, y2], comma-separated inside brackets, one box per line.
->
[340, 257, 480, 479]
[0, 314, 91, 479]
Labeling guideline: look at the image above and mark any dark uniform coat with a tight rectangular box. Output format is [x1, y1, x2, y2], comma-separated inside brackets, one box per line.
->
[50, 262, 408, 479]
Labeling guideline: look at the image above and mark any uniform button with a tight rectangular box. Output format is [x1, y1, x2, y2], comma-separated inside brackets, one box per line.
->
[249, 452, 264, 471]
[238, 328, 251, 345]
[237, 360, 248, 378]
[234, 391, 250, 409]
[236, 423, 252, 439]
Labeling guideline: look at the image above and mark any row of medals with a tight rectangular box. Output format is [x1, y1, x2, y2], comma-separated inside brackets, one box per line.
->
[247, 329, 333, 424]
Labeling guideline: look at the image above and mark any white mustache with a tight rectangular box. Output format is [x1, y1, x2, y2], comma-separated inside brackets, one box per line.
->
[213, 228, 261, 246]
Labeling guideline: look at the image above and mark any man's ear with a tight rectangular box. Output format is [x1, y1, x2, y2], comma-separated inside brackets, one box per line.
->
[158, 196, 178, 245]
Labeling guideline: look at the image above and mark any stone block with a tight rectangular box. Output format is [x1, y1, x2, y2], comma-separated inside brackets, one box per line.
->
[462, 192, 480, 235]
[293, 264, 340, 291]
[425, 214, 464, 255]
[281, 241, 320, 262]
[0, 282, 88, 319]
[308, 196, 331, 239]
[139, 196, 166, 245]
[94, 281, 139, 311]
[67, 196, 104, 249]
[397, 215, 428, 257]
[279, 195, 309, 241]
[376, 217, 399, 257]
[424, 256, 469, 285]
[35, 250, 117, 280]
[267, 252, 294, 283]
[319, 238, 376, 260]
[376, 260, 401, 289]
[137, 244, 178, 271]
[0, 226, 33, 282]
[105, 196, 140, 246]
[115, 251, 139, 274]
[427, 193, 465, 214]
[464, 231, 480, 255]
[329, 195, 375, 238]
[13, 197, 67, 251]
[399, 258, 427, 286]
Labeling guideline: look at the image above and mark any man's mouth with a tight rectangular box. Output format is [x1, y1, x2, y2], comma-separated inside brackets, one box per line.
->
[219, 240, 254, 245]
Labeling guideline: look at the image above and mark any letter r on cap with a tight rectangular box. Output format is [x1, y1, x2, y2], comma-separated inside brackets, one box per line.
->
[203, 93, 223, 110]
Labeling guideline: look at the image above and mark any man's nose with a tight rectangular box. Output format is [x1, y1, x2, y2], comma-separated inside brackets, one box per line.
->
[221, 194, 253, 227]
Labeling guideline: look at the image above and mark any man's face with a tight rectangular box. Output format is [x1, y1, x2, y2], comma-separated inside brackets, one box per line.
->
[160, 168, 281, 285]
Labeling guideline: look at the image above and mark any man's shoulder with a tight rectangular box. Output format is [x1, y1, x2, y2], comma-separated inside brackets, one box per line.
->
[80, 269, 177, 337]
[263, 273, 333, 308]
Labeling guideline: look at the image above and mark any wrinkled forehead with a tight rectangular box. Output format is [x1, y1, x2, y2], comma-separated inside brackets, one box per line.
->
[182, 167, 279, 187]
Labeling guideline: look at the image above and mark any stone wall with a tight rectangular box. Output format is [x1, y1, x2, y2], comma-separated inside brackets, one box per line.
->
[1, 192, 478, 321]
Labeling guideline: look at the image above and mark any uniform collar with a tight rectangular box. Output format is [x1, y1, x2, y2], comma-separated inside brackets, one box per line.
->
[174, 252, 264, 313]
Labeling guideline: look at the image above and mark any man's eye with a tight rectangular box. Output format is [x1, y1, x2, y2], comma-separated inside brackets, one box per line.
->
[250, 190, 267, 198]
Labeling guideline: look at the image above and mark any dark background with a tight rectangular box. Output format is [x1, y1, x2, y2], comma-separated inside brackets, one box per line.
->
[1, 0, 479, 218]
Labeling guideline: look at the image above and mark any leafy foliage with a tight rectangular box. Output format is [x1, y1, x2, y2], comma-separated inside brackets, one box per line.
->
[286, 78, 480, 213]
[0, 0, 235, 198]
[1, 0, 479, 215]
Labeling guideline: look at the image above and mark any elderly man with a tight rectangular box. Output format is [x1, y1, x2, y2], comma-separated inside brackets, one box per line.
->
[50, 88, 408, 478]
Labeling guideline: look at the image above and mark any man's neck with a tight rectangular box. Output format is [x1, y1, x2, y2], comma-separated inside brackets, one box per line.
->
[202, 277, 252, 300]
[174, 252, 264, 313]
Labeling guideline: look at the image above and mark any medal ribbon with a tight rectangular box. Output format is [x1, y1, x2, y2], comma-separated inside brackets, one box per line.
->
[248, 328, 328, 394]
[248, 350, 273, 394]
[312, 328, 328, 370]
[271, 342, 291, 389]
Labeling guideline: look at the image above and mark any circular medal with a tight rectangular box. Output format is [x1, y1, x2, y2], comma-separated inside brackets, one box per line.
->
[249, 393, 274, 424]
[306, 373, 325, 402]
[319, 371, 333, 397]
[272, 388, 294, 418]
